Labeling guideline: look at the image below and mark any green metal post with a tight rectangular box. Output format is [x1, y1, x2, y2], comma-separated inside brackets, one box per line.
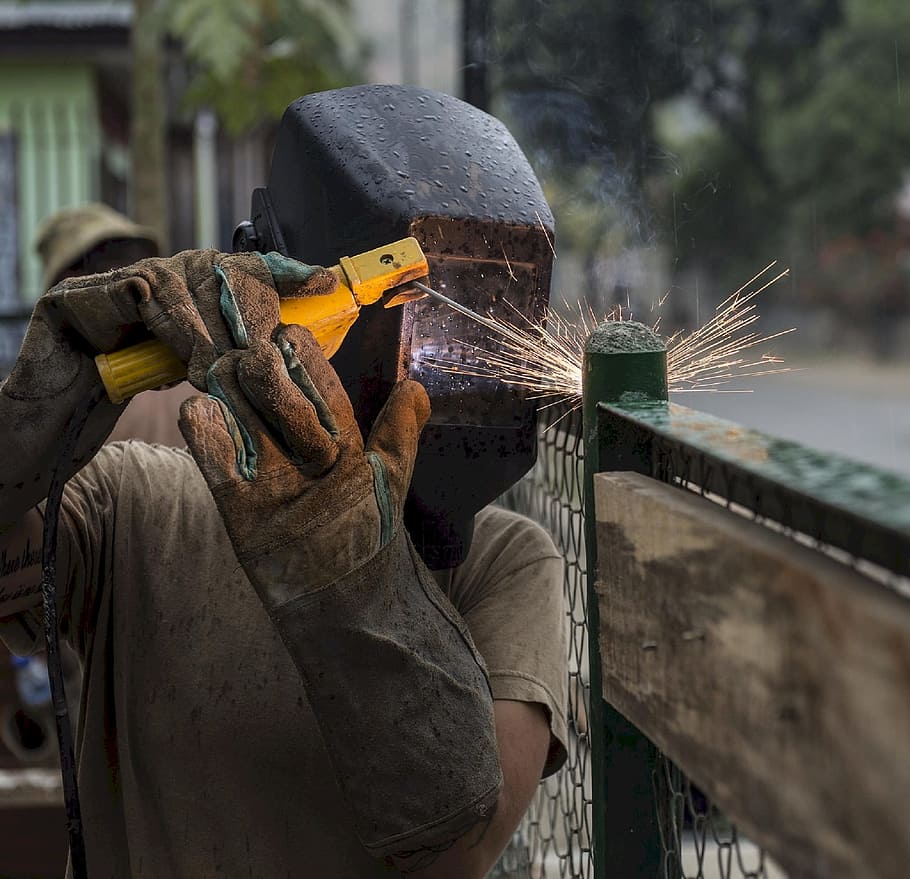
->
[583, 321, 668, 879]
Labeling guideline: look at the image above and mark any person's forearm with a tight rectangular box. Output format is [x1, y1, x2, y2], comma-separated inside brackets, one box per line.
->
[0, 508, 46, 617]
[390, 701, 551, 879]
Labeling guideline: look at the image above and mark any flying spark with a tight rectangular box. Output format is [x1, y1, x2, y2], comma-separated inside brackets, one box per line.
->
[501, 243, 517, 281]
[666, 262, 793, 392]
[420, 262, 794, 418]
[535, 211, 557, 260]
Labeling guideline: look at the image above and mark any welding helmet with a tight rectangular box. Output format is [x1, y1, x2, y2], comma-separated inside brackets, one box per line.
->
[234, 84, 554, 569]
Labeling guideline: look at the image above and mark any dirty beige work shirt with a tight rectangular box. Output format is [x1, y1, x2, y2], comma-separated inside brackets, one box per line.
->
[3, 442, 567, 878]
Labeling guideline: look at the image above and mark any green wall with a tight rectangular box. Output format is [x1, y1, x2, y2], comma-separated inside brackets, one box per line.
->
[0, 63, 100, 301]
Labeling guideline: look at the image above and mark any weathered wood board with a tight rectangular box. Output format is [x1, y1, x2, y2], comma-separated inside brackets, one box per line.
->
[594, 471, 910, 879]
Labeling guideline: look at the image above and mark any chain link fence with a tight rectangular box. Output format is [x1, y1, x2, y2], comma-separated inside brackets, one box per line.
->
[491, 403, 785, 879]
[653, 759, 785, 879]
[496, 405, 592, 879]
[492, 391, 909, 879]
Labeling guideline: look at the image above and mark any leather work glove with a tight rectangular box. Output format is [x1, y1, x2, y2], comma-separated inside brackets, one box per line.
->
[0, 249, 335, 527]
[179, 325, 503, 859]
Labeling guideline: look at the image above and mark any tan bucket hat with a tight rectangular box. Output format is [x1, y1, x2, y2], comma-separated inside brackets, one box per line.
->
[34, 203, 160, 289]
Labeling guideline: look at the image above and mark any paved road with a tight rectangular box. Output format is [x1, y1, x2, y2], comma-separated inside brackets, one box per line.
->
[675, 358, 910, 477]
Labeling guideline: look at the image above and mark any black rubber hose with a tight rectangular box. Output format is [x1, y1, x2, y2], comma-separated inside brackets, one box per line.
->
[41, 385, 106, 879]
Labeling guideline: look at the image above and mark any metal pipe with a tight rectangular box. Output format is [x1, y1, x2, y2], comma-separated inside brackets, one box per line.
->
[582, 321, 667, 879]
[194, 108, 219, 249]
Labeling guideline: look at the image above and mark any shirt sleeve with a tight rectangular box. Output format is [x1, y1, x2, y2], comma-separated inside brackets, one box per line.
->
[0, 443, 128, 658]
[442, 506, 568, 778]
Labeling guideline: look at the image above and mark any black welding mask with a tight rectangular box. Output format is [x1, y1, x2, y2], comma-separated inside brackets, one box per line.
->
[234, 84, 554, 569]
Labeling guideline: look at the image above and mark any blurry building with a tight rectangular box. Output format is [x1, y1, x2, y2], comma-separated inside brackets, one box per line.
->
[0, 1, 133, 306]
[0, 0, 270, 312]
[352, 0, 459, 94]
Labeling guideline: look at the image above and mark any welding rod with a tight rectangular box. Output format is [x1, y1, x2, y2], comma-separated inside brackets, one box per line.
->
[413, 281, 500, 332]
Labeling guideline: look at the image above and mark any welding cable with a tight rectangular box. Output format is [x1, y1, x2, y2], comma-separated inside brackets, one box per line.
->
[41, 385, 106, 879]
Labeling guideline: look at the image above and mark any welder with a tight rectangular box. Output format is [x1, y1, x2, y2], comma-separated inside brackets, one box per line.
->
[0, 86, 567, 878]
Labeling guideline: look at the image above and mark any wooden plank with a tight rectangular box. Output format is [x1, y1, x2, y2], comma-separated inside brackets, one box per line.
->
[594, 471, 910, 879]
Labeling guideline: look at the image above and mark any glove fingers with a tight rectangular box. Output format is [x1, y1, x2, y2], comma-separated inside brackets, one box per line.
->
[212, 253, 284, 347]
[128, 253, 221, 386]
[259, 253, 339, 300]
[179, 394, 245, 490]
[130, 252, 281, 389]
[275, 324, 361, 438]
[236, 340, 341, 475]
[48, 274, 145, 353]
[47, 252, 327, 397]
[365, 380, 430, 507]
[204, 351, 317, 482]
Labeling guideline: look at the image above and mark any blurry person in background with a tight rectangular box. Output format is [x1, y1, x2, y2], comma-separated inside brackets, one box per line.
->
[35, 203, 193, 447]
[36, 203, 159, 287]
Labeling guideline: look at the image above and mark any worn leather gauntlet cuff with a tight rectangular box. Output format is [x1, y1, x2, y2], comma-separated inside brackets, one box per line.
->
[269, 525, 503, 858]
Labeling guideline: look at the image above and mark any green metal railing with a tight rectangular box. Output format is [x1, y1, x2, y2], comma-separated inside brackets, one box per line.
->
[494, 320, 910, 879]
[582, 322, 668, 878]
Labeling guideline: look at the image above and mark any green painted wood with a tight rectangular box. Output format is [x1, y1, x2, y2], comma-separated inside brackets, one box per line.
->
[583, 321, 667, 879]
[599, 400, 910, 577]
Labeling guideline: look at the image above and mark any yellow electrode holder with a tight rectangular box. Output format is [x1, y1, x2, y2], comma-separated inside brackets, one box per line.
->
[95, 237, 429, 404]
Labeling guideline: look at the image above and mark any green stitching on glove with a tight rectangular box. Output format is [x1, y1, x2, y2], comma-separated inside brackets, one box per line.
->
[234, 364, 301, 469]
[206, 366, 258, 480]
[261, 252, 323, 296]
[278, 338, 339, 438]
[215, 264, 250, 349]
[366, 452, 394, 549]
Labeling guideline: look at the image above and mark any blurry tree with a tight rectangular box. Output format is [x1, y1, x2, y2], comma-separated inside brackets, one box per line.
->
[463, 0, 492, 110]
[666, 0, 910, 298]
[129, 0, 363, 245]
[132, 0, 168, 249]
[162, 0, 364, 135]
[767, 0, 910, 241]
[496, 0, 910, 306]
[491, 0, 696, 300]
[493, 0, 692, 183]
